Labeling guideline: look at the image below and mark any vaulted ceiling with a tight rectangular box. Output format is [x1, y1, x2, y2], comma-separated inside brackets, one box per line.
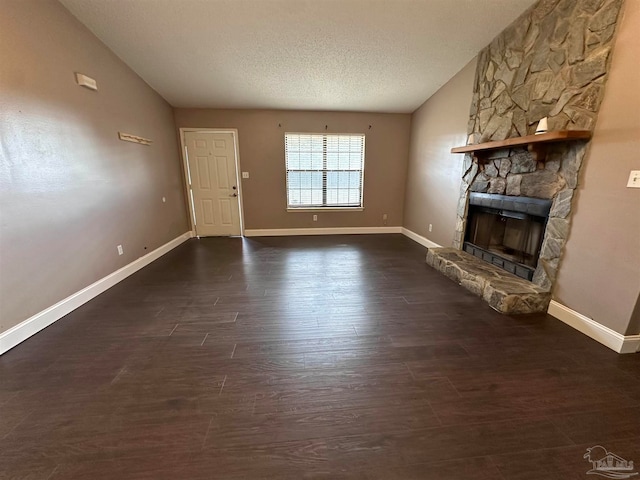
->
[60, 0, 536, 113]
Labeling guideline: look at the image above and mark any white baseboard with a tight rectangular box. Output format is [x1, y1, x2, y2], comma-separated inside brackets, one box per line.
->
[400, 227, 442, 249]
[548, 300, 640, 354]
[0, 231, 193, 355]
[244, 226, 402, 237]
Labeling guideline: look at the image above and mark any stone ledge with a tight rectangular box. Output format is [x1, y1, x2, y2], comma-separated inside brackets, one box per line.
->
[426, 247, 551, 314]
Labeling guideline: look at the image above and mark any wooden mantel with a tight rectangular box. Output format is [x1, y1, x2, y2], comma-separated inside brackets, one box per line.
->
[451, 130, 591, 162]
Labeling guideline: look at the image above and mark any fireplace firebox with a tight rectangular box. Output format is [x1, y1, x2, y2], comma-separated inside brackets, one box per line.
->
[463, 193, 551, 281]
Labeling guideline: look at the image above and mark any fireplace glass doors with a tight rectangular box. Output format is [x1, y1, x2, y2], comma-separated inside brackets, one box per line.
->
[463, 193, 551, 281]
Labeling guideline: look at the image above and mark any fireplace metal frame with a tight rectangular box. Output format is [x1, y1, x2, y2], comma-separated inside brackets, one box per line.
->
[463, 193, 552, 281]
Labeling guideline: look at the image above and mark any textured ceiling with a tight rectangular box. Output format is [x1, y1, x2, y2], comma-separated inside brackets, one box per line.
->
[59, 0, 535, 113]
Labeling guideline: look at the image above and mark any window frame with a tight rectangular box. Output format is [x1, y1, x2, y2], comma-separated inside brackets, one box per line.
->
[284, 132, 366, 211]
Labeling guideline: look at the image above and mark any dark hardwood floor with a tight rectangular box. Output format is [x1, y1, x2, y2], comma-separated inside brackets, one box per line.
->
[1, 234, 639, 479]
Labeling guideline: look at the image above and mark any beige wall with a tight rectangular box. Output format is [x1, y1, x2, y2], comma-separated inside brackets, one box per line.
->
[173, 109, 411, 230]
[629, 294, 640, 335]
[402, 60, 476, 246]
[553, 0, 640, 335]
[0, 0, 189, 334]
[628, 293, 640, 334]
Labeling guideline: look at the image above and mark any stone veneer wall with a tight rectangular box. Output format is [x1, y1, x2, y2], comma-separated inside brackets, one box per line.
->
[453, 0, 624, 291]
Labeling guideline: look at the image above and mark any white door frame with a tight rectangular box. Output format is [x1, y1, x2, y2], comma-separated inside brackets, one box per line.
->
[179, 128, 245, 237]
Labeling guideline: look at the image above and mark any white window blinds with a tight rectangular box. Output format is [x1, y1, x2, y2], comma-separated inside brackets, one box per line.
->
[285, 133, 365, 208]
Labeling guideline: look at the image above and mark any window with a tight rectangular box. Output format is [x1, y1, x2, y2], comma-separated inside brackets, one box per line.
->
[285, 133, 365, 209]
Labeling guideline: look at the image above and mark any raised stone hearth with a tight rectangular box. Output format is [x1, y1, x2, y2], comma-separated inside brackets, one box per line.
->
[426, 247, 551, 314]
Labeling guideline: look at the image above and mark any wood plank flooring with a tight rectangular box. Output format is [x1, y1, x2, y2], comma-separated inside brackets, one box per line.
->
[1, 234, 639, 479]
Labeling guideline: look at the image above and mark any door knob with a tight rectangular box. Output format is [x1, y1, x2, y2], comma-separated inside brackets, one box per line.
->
[230, 193, 238, 197]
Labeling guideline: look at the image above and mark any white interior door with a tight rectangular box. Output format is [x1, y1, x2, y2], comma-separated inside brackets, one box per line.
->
[184, 131, 241, 236]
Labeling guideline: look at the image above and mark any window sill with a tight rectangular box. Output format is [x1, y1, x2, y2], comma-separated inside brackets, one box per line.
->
[287, 207, 364, 212]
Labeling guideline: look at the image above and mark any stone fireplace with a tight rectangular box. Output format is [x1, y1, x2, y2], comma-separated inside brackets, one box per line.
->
[425, 0, 624, 314]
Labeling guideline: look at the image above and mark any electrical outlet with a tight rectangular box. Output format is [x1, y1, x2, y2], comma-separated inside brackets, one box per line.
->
[428, 224, 433, 232]
[162, 196, 166, 203]
[382, 213, 388, 226]
[627, 170, 640, 188]
[117, 245, 124, 255]
[242, 172, 250, 179]
[313, 214, 318, 222]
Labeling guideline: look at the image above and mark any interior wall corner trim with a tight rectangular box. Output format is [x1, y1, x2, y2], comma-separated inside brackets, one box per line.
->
[0, 231, 194, 355]
[243, 227, 403, 236]
[400, 227, 443, 249]
[548, 300, 640, 354]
